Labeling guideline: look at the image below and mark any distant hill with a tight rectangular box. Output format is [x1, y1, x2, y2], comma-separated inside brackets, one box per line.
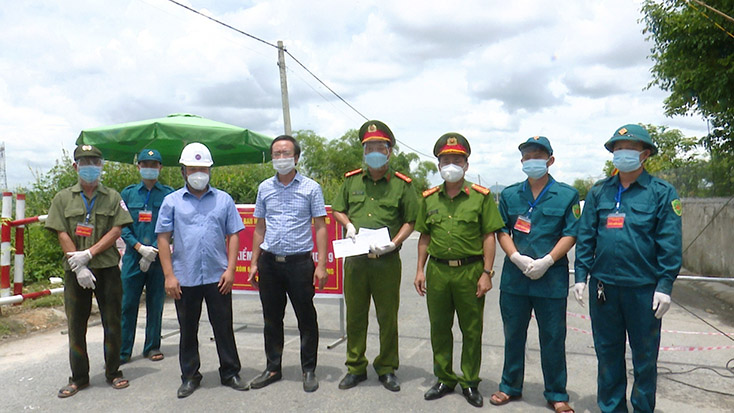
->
[490, 184, 506, 194]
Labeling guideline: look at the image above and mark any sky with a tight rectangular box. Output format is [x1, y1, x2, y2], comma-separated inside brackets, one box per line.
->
[0, 0, 710, 191]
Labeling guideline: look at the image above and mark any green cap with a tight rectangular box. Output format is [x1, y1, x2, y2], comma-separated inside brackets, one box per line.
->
[359, 120, 395, 147]
[433, 133, 471, 158]
[519, 136, 553, 155]
[137, 148, 162, 163]
[73, 144, 103, 160]
[604, 124, 658, 156]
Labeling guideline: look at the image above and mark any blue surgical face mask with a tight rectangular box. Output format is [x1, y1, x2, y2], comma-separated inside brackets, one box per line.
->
[139, 167, 159, 180]
[521, 159, 548, 179]
[78, 165, 102, 183]
[364, 152, 388, 169]
[612, 149, 643, 173]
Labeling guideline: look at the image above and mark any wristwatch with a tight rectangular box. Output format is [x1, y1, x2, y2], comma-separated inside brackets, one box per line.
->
[483, 268, 495, 277]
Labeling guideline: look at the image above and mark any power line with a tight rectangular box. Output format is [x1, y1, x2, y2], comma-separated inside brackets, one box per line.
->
[687, 0, 734, 39]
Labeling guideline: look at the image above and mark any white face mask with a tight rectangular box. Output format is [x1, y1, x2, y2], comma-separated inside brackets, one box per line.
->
[272, 157, 296, 175]
[187, 172, 209, 191]
[440, 164, 465, 183]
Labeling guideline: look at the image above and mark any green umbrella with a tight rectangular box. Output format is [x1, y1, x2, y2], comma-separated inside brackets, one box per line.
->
[77, 113, 273, 166]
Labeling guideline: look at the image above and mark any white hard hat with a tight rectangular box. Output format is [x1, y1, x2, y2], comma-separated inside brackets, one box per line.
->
[179, 142, 213, 167]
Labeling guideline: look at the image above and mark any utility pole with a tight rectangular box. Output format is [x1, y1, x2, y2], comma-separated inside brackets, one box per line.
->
[277, 41, 292, 136]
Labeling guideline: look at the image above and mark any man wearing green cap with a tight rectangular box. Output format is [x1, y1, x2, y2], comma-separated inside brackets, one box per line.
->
[414, 133, 504, 408]
[45, 145, 134, 397]
[119, 149, 174, 364]
[574, 124, 682, 412]
[490, 136, 579, 413]
[332, 120, 419, 392]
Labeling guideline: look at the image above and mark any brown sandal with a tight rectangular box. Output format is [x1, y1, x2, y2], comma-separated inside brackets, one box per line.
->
[489, 391, 520, 406]
[58, 381, 88, 398]
[108, 377, 129, 389]
[548, 401, 575, 413]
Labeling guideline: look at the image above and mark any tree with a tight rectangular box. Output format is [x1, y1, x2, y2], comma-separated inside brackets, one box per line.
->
[572, 177, 595, 201]
[642, 0, 734, 153]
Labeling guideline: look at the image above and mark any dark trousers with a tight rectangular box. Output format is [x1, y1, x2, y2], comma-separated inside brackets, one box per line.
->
[174, 283, 241, 383]
[257, 252, 318, 373]
[64, 266, 123, 385]
[121, 262, 165, 360]
[589, 278, 660, 413]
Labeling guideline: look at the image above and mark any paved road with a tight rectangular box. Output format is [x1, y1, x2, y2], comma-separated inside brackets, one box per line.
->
[2, 234, 734, 412]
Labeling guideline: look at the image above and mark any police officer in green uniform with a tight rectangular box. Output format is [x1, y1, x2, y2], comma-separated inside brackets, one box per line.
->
[414, 133, 504, 408]
[45, 145, 134, 398]
[120, 149, 174, 364]
[574, 124, 682, 413]
[332, 120, 419, 392]
[491, 137, 579, 413]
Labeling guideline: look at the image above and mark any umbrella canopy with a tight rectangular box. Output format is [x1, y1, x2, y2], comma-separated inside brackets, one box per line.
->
[77, 113, 273, 166]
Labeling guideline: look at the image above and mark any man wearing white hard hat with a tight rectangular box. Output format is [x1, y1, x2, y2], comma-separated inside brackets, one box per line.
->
[156, 142, 248, 398]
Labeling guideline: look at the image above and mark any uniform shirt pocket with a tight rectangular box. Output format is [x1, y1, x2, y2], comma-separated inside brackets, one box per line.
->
[628, 202, 656, 232]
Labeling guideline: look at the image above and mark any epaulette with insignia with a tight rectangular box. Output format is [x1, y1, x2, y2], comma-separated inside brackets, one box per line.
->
[394, 171, 412, 183]
[344, 168, 362, 178]
[422, 186, 440, 198]
[471, 183, 490, 195]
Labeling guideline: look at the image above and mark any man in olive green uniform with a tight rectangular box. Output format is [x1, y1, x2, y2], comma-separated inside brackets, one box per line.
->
[574, 124, 682, 412]
[45, 145, 134, 398]
[491, 137, 579, 413]
[332, 120, 419, 392]
[414, 133, 504, 408]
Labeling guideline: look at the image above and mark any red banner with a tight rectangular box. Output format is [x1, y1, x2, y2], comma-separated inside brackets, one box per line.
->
[234, 205, 344, 297]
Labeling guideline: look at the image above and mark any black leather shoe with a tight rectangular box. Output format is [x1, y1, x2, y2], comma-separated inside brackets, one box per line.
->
[177, 379, 200, 398]
[424, 382, 455, 400]
[338, 373, 367, 390]
[463, 387, 483, 407]
[250, 370, 282, 389]
[303, 371, 319, 393]
[222, 375, 249, 391]
[378, 373, 401, 392]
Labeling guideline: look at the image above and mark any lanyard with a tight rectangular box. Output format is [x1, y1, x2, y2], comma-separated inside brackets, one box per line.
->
[81, 194, 96, 224]
[143, 188, 152, 210]
[615, 183, 628, 211]
[523, 177, 554, 215]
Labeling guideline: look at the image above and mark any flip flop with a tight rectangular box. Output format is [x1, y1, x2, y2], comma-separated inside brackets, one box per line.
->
[58, 381, 88, 398]
[548, 401, 575, 413]
[108, 377, 129, 390]
[489, 391, 521, 406]
[146, 350, 164, 362]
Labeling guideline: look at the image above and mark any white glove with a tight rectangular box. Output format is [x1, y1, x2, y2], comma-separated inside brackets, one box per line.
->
[139, 256, 153, 272]
[66, 250, 92, 272]
[510, 252, 534, 273]
[345, 223, 357, 242]
[75, 266, 96, 289]
[370, 242, 396, 256]
[573, 282, 586, 306]
[524, 254, 554, 280]
[137, 245, 159, 261]
[652, 292, 671, 319]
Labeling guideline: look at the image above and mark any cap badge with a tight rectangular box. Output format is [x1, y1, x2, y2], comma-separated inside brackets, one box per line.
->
[447, 137, 458, 145]
[367, 124, 377, 133]
[195, 154, 202, 160]
[148, 150, 154, 156]
[82, 145, 92, 151]
[618, 127, 628, 135]
[533, 136, 540, 140]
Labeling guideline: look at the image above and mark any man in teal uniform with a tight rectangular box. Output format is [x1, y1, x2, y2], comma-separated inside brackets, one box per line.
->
[120, 149, 174, 364]
[332, 120, 419, 392]
[491, 136, 579, 413]
[45, 145, 134, 397]
[414, 133, 504, 408]
[574, 124, 682, 413]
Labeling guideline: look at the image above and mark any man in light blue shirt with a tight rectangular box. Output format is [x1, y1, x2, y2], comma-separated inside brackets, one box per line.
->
[247, 135, 328, 393]
[156, 142, 247, 398]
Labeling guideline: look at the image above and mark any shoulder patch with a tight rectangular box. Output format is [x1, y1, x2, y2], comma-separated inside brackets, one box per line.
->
[394, 171, 412, 183]
[344, 168, 362, 178]
[572, 203, 581, 219]
[471, 183, 490, 195]
[672, 199, 682, 216]
[422, 186, 440, 198]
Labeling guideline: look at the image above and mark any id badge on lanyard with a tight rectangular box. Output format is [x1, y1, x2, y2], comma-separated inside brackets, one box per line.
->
[606, 183, 627, 229]
[75, 194, 96, 237]
[514, 215, 531, 233]
[138, 189, 153, 222]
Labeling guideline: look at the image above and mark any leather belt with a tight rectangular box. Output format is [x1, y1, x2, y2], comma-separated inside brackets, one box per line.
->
[262, 250, 312, 263]
[430, 255, 483, 267]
